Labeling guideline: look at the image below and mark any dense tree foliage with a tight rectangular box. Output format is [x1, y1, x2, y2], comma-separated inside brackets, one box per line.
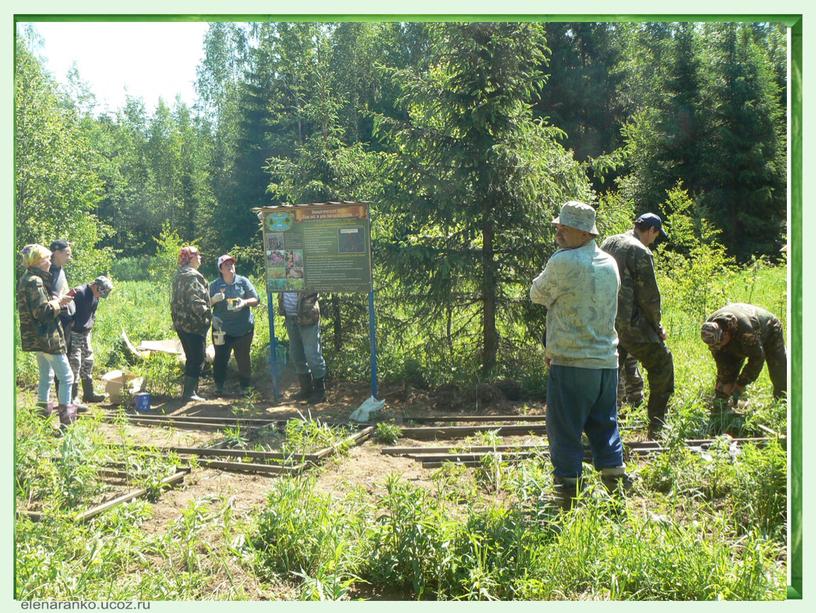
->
[15, 20, 788, 378]
[376, 23, 591, 374]
[15, 33, 111, 280]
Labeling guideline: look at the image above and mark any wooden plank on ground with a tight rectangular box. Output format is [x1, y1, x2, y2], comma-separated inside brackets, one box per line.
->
[115, 414, 286, 426]
[197, 459, 305, 476]
[400, 414, 546, 423]
[396, 424, 549, 439]
[75, 469, 188, 522]
[383, 443, 548, 456]
[122, 443, 316, 462]
[310, 426, 375, 461]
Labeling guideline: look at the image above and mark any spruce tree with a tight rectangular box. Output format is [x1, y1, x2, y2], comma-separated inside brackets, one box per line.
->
[378, 23, 591, 375]
[698, 24, 786, 260]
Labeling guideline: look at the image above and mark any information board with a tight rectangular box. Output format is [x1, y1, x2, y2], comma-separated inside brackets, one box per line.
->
[260, 202, 372, 293]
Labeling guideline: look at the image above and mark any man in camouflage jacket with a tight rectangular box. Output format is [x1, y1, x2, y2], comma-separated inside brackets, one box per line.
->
[700, 303, 787, 400]
[601, 213, 674, 438]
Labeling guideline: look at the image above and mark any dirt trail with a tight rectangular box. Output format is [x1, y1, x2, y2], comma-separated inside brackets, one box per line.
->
[142, 468, 277, 534]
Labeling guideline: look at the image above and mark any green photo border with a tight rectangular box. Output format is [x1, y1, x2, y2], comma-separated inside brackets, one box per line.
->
[10, 9, 803, 602]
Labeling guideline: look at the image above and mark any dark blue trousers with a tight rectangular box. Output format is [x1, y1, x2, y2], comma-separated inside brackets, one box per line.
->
[547, 364, 624, 479]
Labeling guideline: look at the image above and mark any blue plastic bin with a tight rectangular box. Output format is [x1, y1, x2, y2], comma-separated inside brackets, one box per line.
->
[134, 392, 152, 413]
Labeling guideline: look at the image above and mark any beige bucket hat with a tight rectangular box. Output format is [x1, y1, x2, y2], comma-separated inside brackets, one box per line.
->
[552, 200, 599, 236]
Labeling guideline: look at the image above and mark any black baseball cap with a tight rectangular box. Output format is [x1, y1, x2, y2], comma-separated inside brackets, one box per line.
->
[635, 213, 669, 240]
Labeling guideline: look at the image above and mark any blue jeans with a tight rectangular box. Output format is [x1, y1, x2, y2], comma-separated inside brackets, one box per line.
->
[37, 352, 74, 405]
[284, 317, 326, 379]
[546, 364, 623, 479]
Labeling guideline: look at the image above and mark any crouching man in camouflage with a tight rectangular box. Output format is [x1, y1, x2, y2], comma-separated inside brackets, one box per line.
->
[601, 213, 675, 438]
[700, 303, 787, 401]
[530, 201, 631, 506]
[67, 276, 114, 404]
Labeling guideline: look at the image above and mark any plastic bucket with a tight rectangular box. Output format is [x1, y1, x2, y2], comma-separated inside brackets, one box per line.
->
[213, 330, 226, 346]
[134, 392, 152, 413]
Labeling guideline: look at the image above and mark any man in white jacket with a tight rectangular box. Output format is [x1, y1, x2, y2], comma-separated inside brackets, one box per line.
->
[530, 201, 630, 503]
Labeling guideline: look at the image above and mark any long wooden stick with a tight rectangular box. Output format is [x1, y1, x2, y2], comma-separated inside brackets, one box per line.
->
[383, 443, 547, 456]
[310, 426, 375, 461]
[388, 436, 786, 465]
[109, 414, 287, 426]
[100, 416, 266, 432]
[74, 469, 188, 522]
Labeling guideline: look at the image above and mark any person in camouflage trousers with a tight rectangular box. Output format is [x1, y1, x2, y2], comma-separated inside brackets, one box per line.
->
[618, 353, 644, 408]
[67, 276, 114, 403]
[171, 246, 212, 401]
[17, 244, 77, 426]
[700, 303, 787, 400]
[601, 213, 674, 438]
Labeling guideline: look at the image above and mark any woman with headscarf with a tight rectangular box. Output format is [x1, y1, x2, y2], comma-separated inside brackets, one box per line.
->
[171, 246, 212, 400]
[17, 244, 77, 425]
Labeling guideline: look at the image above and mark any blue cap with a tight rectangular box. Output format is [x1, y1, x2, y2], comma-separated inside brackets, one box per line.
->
[635, 213, 668, 240]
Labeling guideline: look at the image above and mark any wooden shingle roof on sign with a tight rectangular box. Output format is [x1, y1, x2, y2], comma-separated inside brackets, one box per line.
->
[251, 200, 369, 215]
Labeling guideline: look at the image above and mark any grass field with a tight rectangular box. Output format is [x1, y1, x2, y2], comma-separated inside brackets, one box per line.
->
[14, 262, 790, 601]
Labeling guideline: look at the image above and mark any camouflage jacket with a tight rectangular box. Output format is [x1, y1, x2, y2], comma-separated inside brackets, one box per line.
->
[601, 230, 663, 344]
[530, 240, 620, 369]
[706, 303, 784, 386]
[277, 292, 320, 326]
[17, 268, 66, 354]
[171, 265, 212, 335]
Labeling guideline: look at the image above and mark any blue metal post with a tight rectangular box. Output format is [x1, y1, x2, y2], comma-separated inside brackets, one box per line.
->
[266, 288, 280, 402]
[368, 289, 378, 399]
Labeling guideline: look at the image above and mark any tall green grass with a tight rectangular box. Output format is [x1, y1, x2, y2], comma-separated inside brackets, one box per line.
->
[250, 472, 786, 600]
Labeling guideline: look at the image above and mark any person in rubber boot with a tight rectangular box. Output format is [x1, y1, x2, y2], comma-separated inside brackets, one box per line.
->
[171, 246, 212, 401]
[278, 291, 327, 404]
[67, 275, 113, 406]
[601, 213, 675, 438]
[530, 201, 633, 506]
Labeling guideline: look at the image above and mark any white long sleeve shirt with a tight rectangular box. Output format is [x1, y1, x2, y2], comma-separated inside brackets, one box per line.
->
[530, 240, 620, 369]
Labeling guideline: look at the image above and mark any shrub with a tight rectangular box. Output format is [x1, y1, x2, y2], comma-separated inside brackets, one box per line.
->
[132, 352, 183, 397]
[373, 422, 402, 445]
[252, 477, 369, 600]
[109, 255, 153, 281]
[147, 224, 185, 286]
[729, 441, 787, 540]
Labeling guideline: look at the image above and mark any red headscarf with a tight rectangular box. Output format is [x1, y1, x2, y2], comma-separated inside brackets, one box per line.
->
[178, 246, 200, 267]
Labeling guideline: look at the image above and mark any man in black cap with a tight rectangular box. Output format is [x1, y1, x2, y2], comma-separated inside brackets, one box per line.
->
[601, 213, 675, 438]
[67, 276, 114, 403]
